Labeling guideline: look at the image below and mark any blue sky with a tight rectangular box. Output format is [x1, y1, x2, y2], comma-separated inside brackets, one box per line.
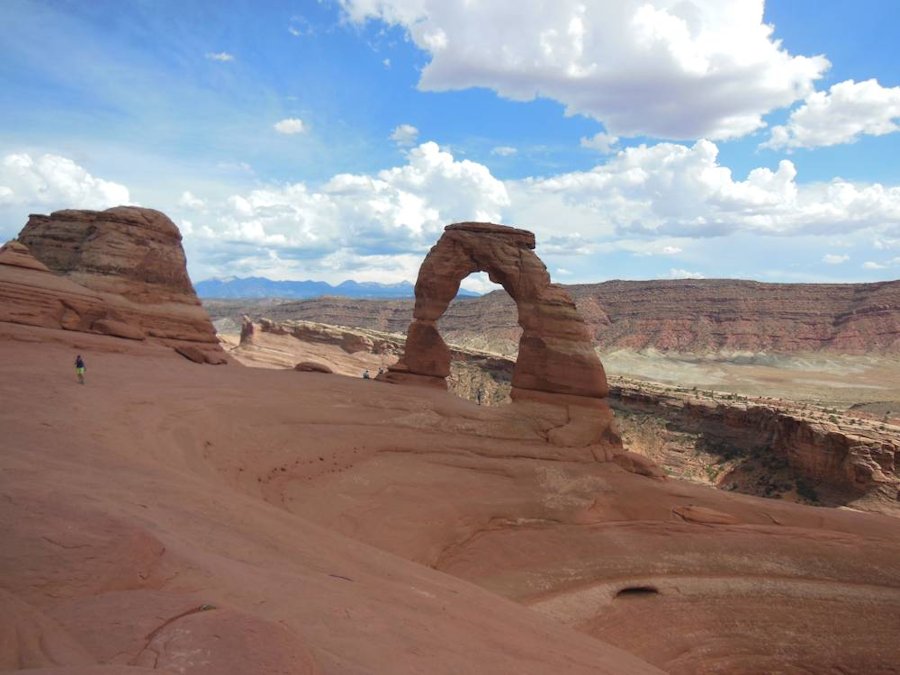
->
[2, 0, 900, 291]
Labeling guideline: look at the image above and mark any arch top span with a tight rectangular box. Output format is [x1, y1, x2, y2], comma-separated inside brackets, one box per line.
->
[389, 222, 609, 402]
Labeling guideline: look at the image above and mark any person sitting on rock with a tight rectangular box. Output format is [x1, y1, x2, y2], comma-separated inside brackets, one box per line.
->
[75, 354, 86, 385]
[362, 369, 370, 379]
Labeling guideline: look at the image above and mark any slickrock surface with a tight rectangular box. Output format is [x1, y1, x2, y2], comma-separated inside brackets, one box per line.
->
[3, 322, 898, 674]
[4, 208, 224, 363]
[206, 277, 900, 356]
[0, 323, 662, 675]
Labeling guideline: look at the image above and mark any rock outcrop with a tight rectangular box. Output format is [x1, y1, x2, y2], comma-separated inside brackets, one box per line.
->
[388, 222, 620, 454]
[2, 207, 224, 363]
[390, 223, 607, 396]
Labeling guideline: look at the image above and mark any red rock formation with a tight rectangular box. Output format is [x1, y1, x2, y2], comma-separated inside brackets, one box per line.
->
[392, 223, 608, 397]
[389, 222, 621, 454]
[611, 379, 900, 515]
[18, 207, 194, 302]
[4, 207, 225, 363]
[210, 277, 900, 355]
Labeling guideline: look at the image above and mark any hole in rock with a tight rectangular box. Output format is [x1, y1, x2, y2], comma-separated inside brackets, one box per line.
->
[614, 585, 660, 599]
[439, 273, 516, 407]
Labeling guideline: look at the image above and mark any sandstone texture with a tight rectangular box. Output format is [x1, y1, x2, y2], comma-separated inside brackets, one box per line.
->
[2, 207, 224, 363]
[2, 322, 898, 674]
[294, 361, 333, 373]
[5, 215, 899, 673]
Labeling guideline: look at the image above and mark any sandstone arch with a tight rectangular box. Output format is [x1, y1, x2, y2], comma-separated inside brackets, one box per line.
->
[389, 222, 609, 402]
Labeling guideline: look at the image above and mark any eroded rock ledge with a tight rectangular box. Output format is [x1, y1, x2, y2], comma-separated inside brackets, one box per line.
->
[611, 378, 900, 516]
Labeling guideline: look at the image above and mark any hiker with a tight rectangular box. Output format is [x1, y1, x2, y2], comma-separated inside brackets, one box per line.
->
[75, 354, 86, 385]
[377, 367, 384, 377]
[362, 369, 370, 379]
[476, 388, 483, 405]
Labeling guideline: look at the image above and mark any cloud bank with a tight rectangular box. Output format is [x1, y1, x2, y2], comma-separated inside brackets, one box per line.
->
[0, 153, 130, 211]
[765, 79, 900, 149]
[339, 0, 829, 140]
[5, 142, 899, 285]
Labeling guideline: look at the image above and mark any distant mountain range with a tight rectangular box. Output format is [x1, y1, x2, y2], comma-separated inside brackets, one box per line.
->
[195, 276, 479, 300]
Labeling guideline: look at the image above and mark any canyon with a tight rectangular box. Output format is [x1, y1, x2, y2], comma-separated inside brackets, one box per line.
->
[205, 276, 900, 355]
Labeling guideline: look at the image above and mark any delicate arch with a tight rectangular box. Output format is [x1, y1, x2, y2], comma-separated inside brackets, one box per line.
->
[389, 222, 608, 401]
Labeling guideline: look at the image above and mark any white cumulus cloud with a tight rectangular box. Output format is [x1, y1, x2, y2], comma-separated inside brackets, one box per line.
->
[175, 138, 900, 284]
[274, 118, 307, 135]
[182, 142, 509, 281]
[390, 124, 420, 146]
[339, 0, 828, 140]
[822, 253, 849, 264]
[0, 153, 130, 210]
[863, 261, 887, 270]
[580, 132, 619, 153]
[765, 79, 900, 149]
[507, 139, 900, 241]
[178, 191, 205, 210]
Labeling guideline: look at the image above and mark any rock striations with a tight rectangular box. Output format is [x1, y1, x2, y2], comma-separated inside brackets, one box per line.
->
[207, 277, 900, 356]
[2, 207, 225, 363]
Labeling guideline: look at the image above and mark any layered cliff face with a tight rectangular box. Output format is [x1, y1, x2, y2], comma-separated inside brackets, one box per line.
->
[612, 379, 899, 516]
[572, 279, 900, 353]
[2, 207, 225, 362]
[205, 277, 900, 356]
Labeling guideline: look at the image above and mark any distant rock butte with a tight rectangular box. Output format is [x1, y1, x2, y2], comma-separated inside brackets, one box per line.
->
[2, 207, 224, 363]
[389, 222, 622, 455]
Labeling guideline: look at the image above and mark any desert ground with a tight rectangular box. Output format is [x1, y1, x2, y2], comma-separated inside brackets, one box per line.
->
[4, 319, 899, 674]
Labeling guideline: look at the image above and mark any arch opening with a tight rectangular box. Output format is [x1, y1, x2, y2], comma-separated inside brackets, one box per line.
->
[439, 272, 515, 406]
